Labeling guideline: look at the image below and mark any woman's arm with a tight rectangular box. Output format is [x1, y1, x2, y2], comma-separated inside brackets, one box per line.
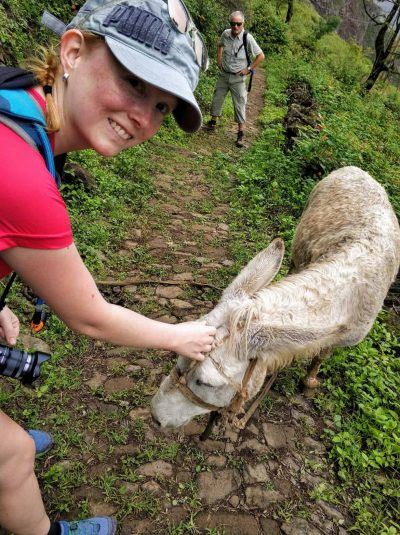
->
[0, 244, 216, 360]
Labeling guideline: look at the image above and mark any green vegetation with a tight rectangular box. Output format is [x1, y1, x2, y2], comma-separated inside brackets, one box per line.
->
[224, 2, 400, 532]
[1, 0, 399, 532]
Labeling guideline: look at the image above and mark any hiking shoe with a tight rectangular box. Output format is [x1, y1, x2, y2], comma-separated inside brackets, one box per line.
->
[28, 429, 54, 456]
[236, 131, 244, 148]
[203, 119, 216, 131]
[58, 517, 117, 535]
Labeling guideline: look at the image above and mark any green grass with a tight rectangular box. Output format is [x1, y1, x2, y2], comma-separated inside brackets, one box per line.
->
[1, 0, 400, 531]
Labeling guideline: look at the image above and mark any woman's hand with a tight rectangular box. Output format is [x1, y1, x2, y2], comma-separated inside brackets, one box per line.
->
[0, 306, 20, 346]
[169, 321, 216, 361]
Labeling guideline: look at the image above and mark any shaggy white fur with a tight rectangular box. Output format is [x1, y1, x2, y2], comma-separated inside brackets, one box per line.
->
[151, 167, 400, 428]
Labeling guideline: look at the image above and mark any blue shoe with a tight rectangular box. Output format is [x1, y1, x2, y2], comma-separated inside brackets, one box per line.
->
[28, 429, 54, 456]
[58, 517, 117, 535]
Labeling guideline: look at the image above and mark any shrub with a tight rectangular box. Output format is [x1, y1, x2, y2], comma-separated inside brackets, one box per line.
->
[247, 1, 288, 52]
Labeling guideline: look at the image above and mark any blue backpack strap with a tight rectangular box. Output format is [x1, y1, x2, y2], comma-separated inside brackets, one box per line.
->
[0, 87, 58, 332]
[0, 88, 56, 181]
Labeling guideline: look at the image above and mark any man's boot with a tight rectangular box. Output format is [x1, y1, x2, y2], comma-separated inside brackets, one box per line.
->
[236, 130, 244, 148]
[203, 119, 217, 131]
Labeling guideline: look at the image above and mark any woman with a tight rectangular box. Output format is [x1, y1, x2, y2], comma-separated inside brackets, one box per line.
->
[0, 1, 214, 534]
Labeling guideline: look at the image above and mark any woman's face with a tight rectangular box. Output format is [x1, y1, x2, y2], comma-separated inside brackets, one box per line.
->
[59, 38, 178, 156]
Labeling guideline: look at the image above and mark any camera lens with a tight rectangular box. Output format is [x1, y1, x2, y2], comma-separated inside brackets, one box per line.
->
[0, 345, 50, 385]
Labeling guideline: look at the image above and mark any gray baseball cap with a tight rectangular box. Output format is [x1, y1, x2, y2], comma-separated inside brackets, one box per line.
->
[41, 0, 204, 133]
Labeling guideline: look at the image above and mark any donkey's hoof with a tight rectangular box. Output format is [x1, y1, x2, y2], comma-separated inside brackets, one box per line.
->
[303, 377, 320, 389]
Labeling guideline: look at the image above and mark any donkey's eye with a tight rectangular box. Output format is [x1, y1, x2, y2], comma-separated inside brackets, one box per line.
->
[196, 379, 213, 388]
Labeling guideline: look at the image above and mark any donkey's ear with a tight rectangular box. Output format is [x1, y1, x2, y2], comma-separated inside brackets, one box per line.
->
[221, 238, 285, 301]
[249, 323, 348, 352]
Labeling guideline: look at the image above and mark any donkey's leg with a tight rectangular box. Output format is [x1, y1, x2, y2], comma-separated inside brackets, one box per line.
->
[303, 347, 332, 389]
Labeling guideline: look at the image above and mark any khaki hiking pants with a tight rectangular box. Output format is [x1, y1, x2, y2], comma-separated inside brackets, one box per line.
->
[211, 71, 248, 124]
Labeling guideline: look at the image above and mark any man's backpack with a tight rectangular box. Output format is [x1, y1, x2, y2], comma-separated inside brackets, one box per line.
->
[242, 32, 254, 93]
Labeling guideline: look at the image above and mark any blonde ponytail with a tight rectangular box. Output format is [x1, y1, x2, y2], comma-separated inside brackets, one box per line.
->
[24, 46, 61, 133]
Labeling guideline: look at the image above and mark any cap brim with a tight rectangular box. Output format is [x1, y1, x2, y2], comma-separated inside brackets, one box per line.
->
[105, 36, 202, 133]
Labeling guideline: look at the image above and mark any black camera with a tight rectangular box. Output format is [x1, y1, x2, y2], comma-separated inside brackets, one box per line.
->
[0, 345, 50, 386]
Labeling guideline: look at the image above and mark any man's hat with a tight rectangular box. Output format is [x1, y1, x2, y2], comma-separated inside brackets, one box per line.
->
[42, 0, 204, 133]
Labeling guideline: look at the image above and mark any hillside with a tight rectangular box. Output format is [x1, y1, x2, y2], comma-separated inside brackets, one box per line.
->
[0, 1, 399, 534]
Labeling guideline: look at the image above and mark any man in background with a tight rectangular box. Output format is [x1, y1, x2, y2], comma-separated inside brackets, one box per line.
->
[204, 11, 264, 147]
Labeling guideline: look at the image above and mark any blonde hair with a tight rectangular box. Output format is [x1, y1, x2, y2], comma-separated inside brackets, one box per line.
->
[24, 32, 103, 133]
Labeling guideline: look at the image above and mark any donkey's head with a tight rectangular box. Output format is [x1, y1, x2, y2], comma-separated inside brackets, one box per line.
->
[151, 239, 286, 428]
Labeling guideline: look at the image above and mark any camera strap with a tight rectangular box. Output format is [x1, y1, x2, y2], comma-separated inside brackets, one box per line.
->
[0, 272, 17, 313]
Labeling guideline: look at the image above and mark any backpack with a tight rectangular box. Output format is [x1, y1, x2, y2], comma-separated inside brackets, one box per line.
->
[0, 66, 65, 331]
[243, 32, 255, 93]
[235, 32, 254, 92]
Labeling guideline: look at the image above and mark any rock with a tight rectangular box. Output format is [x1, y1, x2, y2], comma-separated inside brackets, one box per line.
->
[224, 429, 239, 442]
[316, 500, 345, 523]
[148, 237, 168, 249]
[243, 463, 270, 484]
[245, 487, 283, 509]
[129, 407, 151, 420]
[166, 506, 187, 525]
[238, 439, 269, 454]
[137, 460, 174, 478]
[113, 444, 140, 456]
[262, 423, 296, 449]
[105, 357, 128, 369]
[125, 365, 142, 373]
[197, 439, 226, 453]
[303, 437, 326, 454]
[247, 423, 259, 435]
[20, 334, 50, 353]
[135, 358, 153, 368]
[207, 455, 227, 468]
[291, 409, 315, 428]
[170, 298, 193, 309]
[85, 372, 107, 389]
[281, 517, 322, 534]
[120, 482, 139, 494]
[197, 469, 240, 505]
[218, 223, 229, 231]
[156, 314, 178, 324]
[124, 519, 154, 535]
[195, 511, 261, 535]
[300, 471, 326, 489]
[260, 518, 281, 535]
[172, 272, 193, 281]
[123, 285, 138, 294]
[274, 478, 293, 496]
[290, 395, 311, 411]
[104, 377, 134, 394]
[159, 203, 182, 214]
[142, 480, 162, 495]
[155, 285, 183, 298]
[183, 421, 204, 436]
[89, 501, 118, 516]
[229, 495, 240, 507]
[176, 470, 192, 483]
[226, 443, 235, 454]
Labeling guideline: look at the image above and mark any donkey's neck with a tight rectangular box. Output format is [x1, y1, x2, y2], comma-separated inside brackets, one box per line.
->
[254, 255, 363, 328]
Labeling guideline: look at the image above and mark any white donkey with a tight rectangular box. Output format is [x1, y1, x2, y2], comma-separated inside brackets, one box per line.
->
[151, 167, 400, 428]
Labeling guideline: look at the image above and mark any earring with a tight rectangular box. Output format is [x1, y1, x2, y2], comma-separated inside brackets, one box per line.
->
[62, 72, 69, 82]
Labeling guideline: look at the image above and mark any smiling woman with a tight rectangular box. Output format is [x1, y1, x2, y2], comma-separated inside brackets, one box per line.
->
[0, 1, 215, 534]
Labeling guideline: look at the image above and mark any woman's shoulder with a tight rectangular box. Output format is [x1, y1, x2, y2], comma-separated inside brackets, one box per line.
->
[0, 122, 54, 187]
